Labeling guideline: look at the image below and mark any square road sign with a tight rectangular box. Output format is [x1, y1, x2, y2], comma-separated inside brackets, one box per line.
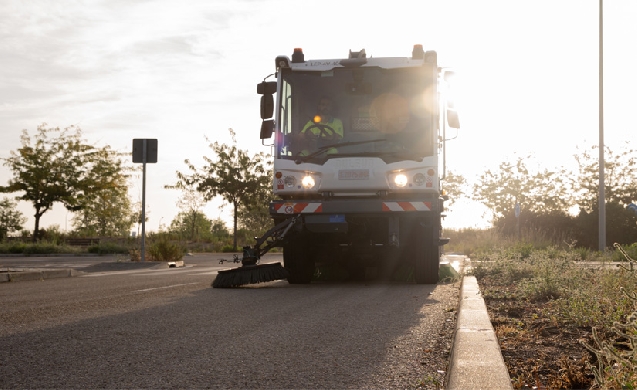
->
[132, 139, 158, 163]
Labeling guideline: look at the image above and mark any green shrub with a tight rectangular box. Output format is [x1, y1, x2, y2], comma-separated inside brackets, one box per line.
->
[0, 242, 26, 254]
[504, 242, 536, 260]
[612, 242, 637, 263]
[147, 239, 184, 262]
[184, 242, 217, 253]
[221, 245, 236, 253]
[22, 242, 64, 255]
[573, 246, 591, 261]
[471, 246, 536, 285]
[87, 242, 130, 255]
[0, 240, 84, 255]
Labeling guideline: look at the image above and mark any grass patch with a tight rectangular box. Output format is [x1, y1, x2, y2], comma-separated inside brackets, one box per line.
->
[0, 241, 82, 255]
[87, 241, 130, 255]
[443, 227, 578, 258]
[473, 240, 637, 388]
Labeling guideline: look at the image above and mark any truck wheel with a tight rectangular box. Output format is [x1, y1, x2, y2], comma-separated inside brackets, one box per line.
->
[284, 238, 313, 284]
[414, 225, 440, 284]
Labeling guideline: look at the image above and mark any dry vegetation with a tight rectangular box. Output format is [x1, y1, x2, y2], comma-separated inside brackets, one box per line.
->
[444, 228, 637, 389]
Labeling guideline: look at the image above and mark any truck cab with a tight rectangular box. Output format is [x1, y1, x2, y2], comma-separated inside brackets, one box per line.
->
[257, 45, 459, 284]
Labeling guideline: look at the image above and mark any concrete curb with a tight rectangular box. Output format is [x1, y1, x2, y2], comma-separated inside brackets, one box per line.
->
[0, 268, 80, 283]
[447, 275, 513, 390]
[0, 253, 110, 257]
[167, 260, 185, 268]
[0, 260, 187, 283]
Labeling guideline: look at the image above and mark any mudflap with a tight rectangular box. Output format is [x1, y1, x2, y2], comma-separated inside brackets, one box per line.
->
[413, 221, 440, 284]
[283, 232, 314, 284]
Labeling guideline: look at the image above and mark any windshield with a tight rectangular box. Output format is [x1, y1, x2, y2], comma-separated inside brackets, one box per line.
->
[276, 66, 436, 164]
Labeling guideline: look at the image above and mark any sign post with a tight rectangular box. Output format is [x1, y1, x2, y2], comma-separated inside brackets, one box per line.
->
[132, 139, 158, 262]
[515, 202, 521, 241]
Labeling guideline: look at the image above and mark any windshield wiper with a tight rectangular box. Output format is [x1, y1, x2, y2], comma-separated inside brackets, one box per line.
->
[294, 138, 386, 164]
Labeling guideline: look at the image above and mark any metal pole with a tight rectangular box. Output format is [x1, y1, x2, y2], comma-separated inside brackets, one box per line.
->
[141, 140, 147, 261]
[598, 0, 606, 251]
[442, 94, 447, 180]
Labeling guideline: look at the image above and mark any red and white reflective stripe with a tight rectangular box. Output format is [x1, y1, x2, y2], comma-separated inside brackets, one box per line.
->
[273, 203, 323, 214]
[382, 201, 432, 212]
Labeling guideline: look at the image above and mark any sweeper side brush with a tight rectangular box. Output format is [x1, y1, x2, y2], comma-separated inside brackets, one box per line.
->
[211, 217, 298, 288]
[212, 262, 288, 288]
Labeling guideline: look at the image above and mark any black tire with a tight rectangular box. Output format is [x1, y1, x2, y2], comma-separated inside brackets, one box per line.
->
[414, 224, 440, 284]
[283, 236, 313, 284]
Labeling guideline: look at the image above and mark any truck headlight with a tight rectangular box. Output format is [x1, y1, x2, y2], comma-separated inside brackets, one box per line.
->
[394, 174, 408, 187]
[301, 175, 315, 188]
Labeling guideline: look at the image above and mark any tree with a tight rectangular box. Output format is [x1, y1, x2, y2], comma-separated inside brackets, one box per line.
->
[169, 211, 213, 241]
[211, 218, 231, 239]
[71, 146, 135, 237]
[574, 201, 637, 248]
[441, 170, 468, 211]
[0, 197, 26, 241]
[572, 143, 637, 212]
[169, 129, 271, 251]
[570, 143, 637, 248]
[471, 144, 637, 246]
[131, 199, 150, 238]
[473, 155, 572, 222]
[237, 158, 274, 240]
[165, 182, 208, 241]
[1, 124, 133, 241]
[237, 184, 273, 240]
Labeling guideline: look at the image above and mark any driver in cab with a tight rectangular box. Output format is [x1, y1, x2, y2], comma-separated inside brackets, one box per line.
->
[299, 96, 343, 156]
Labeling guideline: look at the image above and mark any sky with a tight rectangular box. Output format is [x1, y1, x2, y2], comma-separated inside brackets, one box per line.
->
[1, 0, 636, 234]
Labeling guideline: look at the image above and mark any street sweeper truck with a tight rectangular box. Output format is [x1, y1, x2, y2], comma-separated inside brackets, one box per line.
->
[212, 45, 459, 288]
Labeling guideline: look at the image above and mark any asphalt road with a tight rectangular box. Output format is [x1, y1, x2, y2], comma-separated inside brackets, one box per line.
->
[0, 253, 459, 389]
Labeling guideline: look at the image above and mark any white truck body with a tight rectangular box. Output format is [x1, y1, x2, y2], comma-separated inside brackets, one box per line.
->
[257, 46, 458, 284]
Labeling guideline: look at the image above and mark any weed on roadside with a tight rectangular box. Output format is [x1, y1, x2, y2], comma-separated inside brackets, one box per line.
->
[474, 244, 637, 389]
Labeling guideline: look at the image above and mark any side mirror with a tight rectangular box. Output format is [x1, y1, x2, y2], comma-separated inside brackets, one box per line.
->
[446, 107, 460, 129]
[442, 71, 460, 129]
[260, 94, 274, 119]
[257, 81, 277, 95]
[260, 120, 274, 139]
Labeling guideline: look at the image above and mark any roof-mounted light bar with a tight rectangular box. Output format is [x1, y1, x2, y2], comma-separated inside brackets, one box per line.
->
[291, 48, 304, 63]
[412, 44, 424, 59]
[348, 49, 366, 59]
[340, 48, 367, 67]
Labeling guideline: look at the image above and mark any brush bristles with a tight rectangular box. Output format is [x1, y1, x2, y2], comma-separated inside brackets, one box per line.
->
[212, 263, 289, 288]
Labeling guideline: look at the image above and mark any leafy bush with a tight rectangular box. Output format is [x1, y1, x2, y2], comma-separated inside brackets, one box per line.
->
[147, 239, 184, 262]
[184, 242, 217, 253]
[470, 246, 536, 285]
[20, 242, 78, 255]
[612, 242, 637, 263]
[0, 241, 64, 254]
[573, 246, 591, 261]
[221, 245, 236, 253]
[87, 241, 130, 255]
[0, 242, 26, 254]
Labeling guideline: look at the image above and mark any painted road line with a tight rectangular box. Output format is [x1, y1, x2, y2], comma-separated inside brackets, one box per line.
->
[136, 282, 199, 292]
